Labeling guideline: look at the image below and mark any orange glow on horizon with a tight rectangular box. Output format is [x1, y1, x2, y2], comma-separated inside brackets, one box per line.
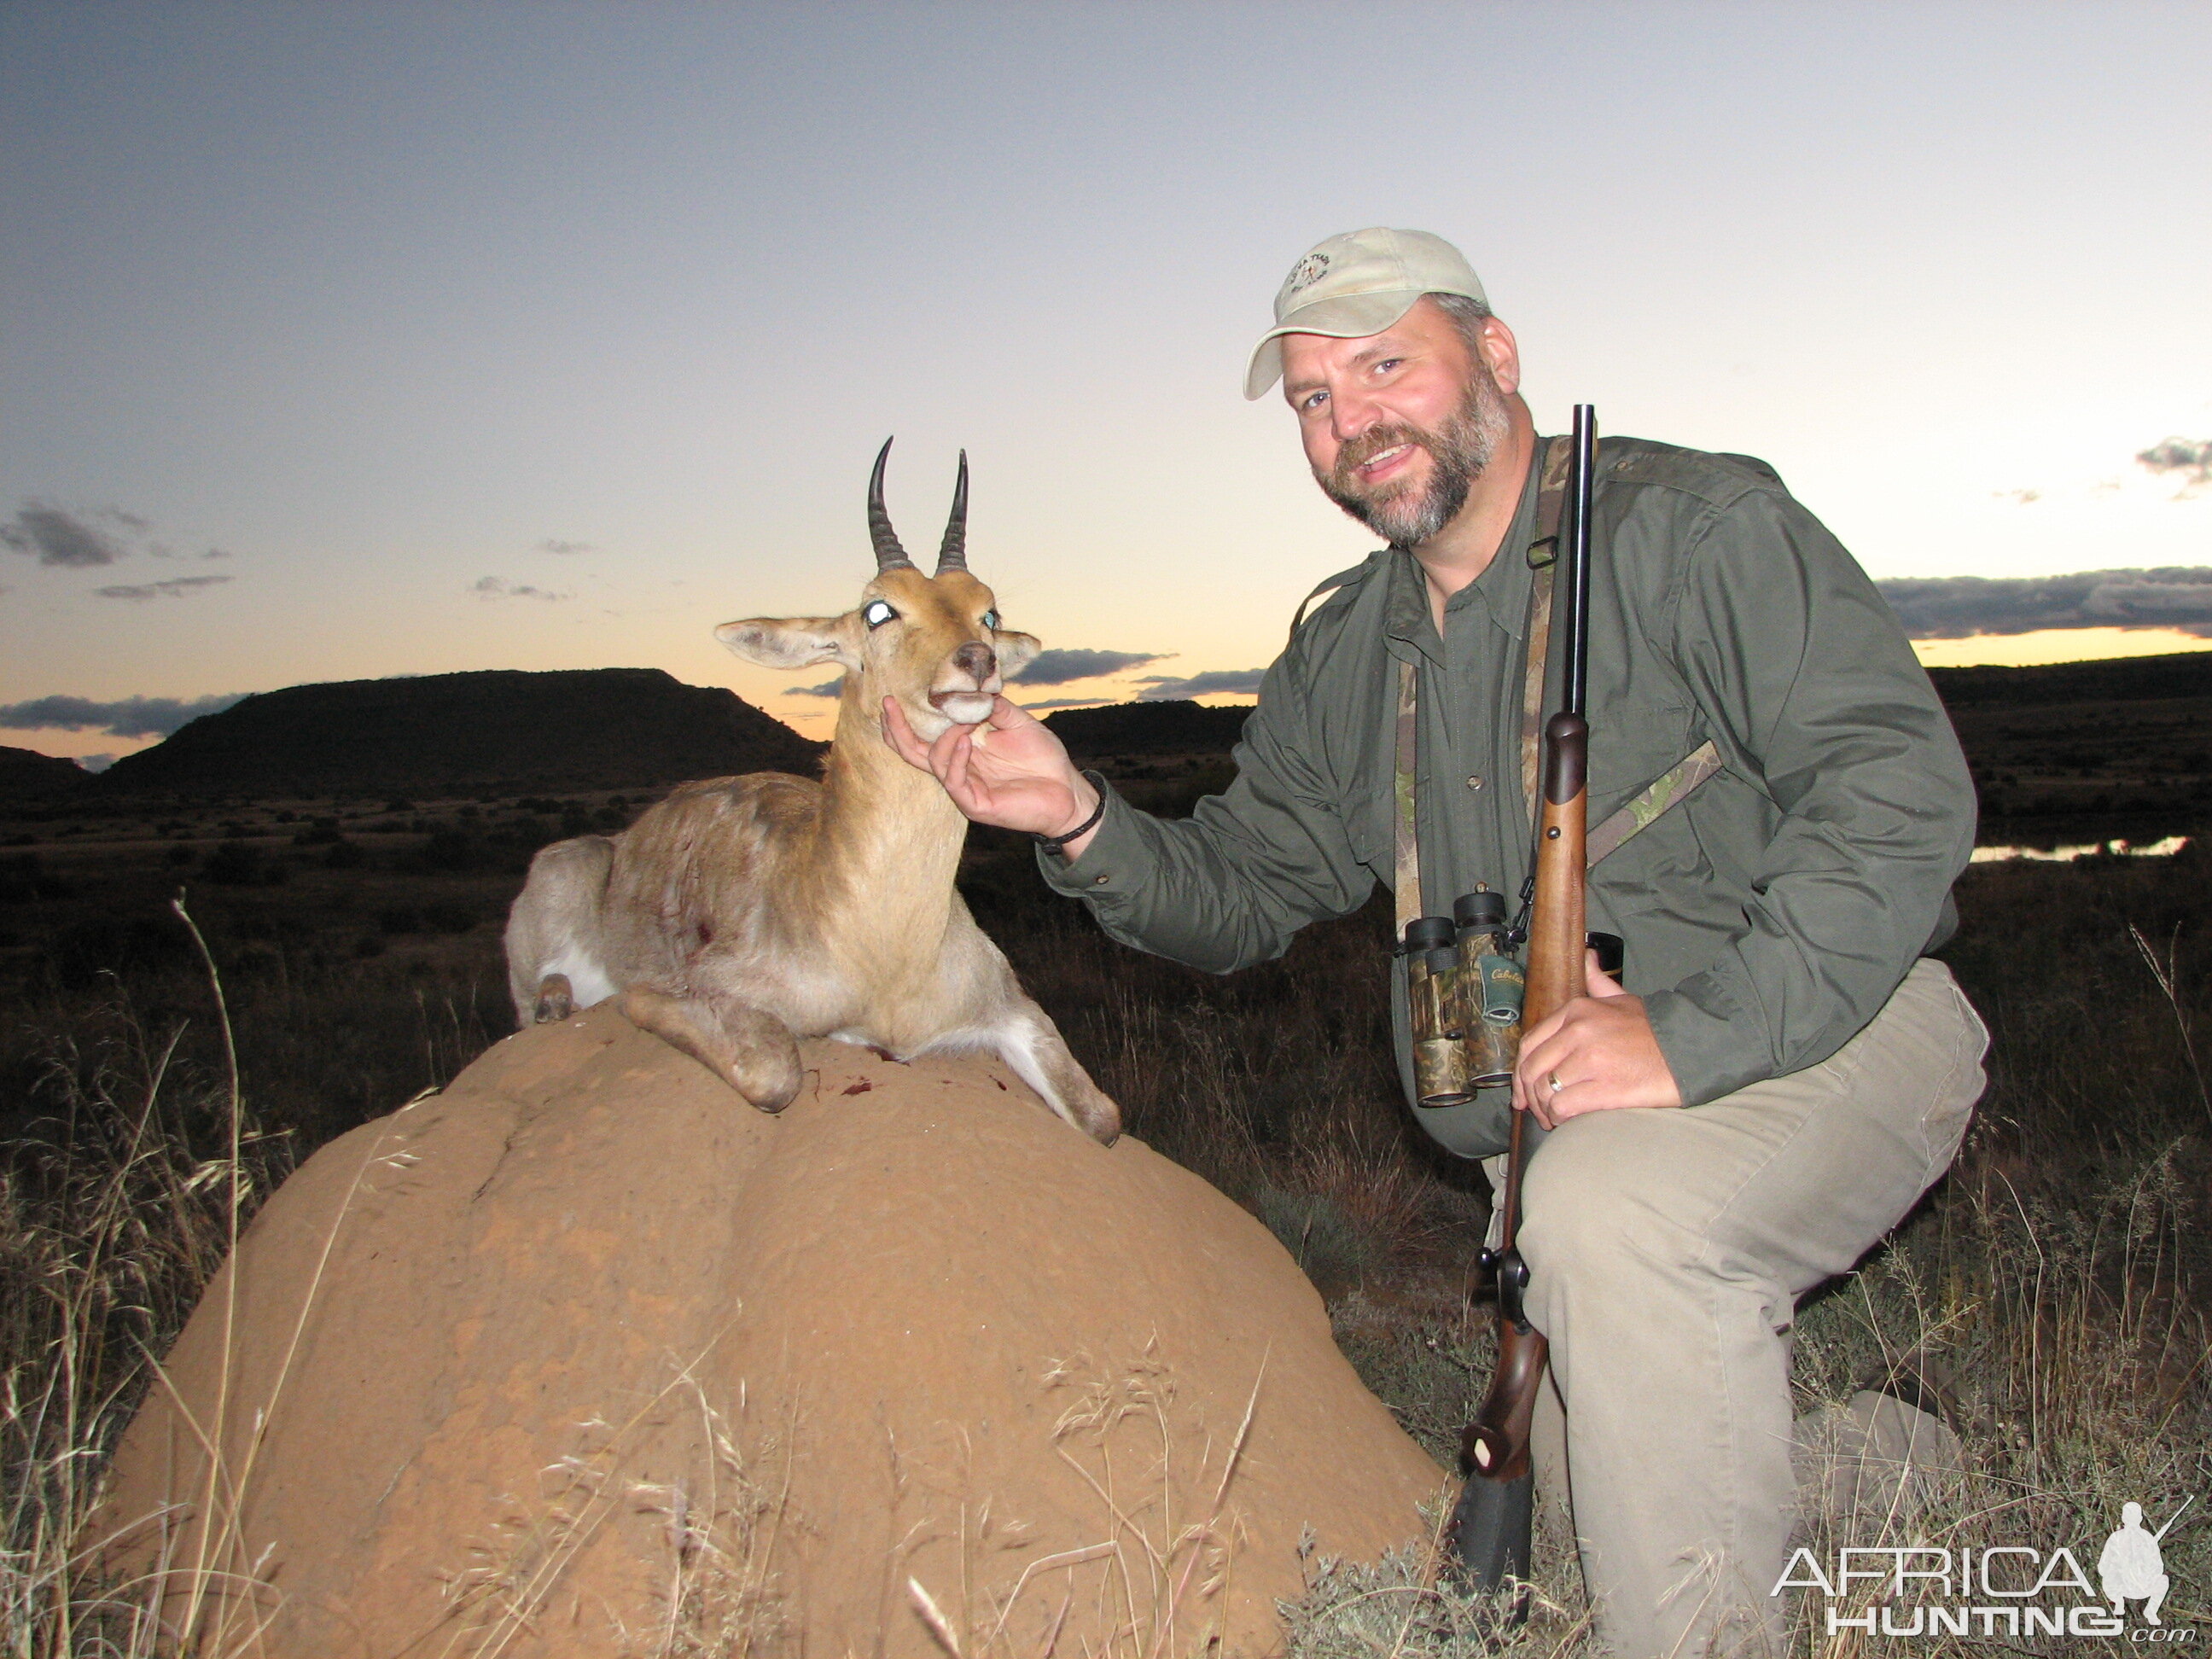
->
[1910, 628, 2212, 669]
[7, 639, 2200, 769]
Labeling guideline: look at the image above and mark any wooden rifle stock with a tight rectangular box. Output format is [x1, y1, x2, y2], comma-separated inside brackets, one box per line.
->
[1461, 711, 1583, 1481]
[1449, 406, 1596, 1597]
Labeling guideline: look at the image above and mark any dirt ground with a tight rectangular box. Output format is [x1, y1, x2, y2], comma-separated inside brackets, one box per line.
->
[93, 1008, 1448, 1657]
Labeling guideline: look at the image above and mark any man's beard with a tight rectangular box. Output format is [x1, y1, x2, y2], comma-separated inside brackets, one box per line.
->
[1315, 372, 1511, 545]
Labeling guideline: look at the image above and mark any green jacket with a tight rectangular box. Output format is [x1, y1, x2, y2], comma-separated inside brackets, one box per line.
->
[1039, 436, 1975, 1157]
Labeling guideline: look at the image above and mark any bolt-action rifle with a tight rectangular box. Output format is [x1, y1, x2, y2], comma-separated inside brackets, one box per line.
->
[1447, 405, 1598, 1601]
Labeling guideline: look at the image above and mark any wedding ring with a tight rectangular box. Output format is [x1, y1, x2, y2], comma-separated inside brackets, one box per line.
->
[1546, 1071, 1564, 1095]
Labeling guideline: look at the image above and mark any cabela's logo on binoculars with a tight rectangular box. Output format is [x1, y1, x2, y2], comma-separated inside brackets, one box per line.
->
[1402, 888, 1622, 1107]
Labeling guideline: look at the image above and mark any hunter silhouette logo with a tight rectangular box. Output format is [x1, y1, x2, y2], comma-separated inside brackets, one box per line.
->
[1773, 1494, 2199, 1640]
[2101, 1498, 2191, 1627]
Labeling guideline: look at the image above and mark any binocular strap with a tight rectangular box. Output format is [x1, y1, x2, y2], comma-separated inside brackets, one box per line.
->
[1392, 436, 1722, 925]
[1394, 435, 1575, 934]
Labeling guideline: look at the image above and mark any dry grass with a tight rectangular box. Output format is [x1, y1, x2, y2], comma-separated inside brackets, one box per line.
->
[440, 1371, 796, 1659]
[0, 909, 292, 1654]
[1, 841, 2208, 1653]
[898, 1346, 1266, 1659]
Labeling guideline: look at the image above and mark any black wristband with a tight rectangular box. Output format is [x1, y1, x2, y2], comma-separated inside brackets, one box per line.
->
[1033, 771, 1109, 856]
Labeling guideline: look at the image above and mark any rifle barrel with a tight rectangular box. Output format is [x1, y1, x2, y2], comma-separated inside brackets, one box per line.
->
[1451, 408, 1600, 1601]
[1563, 405, 1596, 719]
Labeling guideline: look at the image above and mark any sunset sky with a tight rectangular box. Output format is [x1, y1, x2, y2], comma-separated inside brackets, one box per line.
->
[3, 2, 2207, 765]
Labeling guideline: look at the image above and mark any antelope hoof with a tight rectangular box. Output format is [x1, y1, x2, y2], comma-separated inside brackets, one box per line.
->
[727, 1037, 804, 1114]
[1079, 1095, 1122, 1149]
[621, 987, 802, 1116]
[533, 974, 575, 1023]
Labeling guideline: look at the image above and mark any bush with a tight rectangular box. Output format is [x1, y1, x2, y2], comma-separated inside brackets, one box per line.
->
[204, 840, 286, 888]
[37, 914, 198, 991]
[402, 829, 486, 874]
[0, 855, 70, 905]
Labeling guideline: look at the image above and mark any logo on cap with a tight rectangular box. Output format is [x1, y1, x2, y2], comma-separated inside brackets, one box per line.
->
[1286, 252, 1330, 294]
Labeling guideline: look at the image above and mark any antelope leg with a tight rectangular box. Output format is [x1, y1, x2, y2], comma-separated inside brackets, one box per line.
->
[621, 987, 805, 1112]
[992, 998, 1121, 1146]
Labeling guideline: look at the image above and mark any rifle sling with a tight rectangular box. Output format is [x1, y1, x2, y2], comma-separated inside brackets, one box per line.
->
[1389, 436, 1719, 931]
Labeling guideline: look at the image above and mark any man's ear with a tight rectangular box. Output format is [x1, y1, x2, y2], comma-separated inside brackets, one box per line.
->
[714, 614, 861, 670]
[993, 630, 1043, 678]
[1477, 316, 1522, 398]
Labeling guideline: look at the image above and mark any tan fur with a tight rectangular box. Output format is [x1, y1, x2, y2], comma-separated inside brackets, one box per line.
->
[503, 561, 1121, 1144]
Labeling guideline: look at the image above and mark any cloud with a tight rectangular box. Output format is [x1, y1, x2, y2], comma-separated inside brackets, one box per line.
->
[1, 504, 126, 567]
[783, 677, 845, 697]
[0, 692, 246, 738]
[1021, 696, 1116, 710]
[472, 575, 568, 602]
[1876, 567, 2212, 638]
[2138, 438, 2212, 498]
[1011, 648, 1168, 685]
[93, 574, 233, 601]
[1137, 668, 1267, 701]
[538, 538, 594, 555]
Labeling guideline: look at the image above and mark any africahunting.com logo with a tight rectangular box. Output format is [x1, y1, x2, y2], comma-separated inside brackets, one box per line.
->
[1774, 1498, 2197, 1641]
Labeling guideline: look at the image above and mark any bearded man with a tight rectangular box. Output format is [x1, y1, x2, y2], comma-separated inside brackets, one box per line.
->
[886, 227, 1988, 1657]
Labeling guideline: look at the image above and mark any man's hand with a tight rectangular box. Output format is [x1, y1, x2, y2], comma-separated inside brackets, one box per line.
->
[882, 696, 1101, 849]
[1512, 951, 1683, 1127]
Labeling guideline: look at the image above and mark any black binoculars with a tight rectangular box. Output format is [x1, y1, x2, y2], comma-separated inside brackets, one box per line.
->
[1404, 894, 1623, 1109]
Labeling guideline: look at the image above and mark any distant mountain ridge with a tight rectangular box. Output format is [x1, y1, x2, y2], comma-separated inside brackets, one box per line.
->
[91, 669, 824, 800]
[1042, 700, 1250, 758]
[14, 649, 2208, 806]
[1924, 651, 2212, 707]
[0, 745, 89, 799]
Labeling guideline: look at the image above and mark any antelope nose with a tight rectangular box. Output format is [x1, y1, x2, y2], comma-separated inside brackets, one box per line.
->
[952, 641, 996, 684]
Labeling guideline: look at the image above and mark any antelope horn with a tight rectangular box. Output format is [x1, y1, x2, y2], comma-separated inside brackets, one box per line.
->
[935, 451, 969, 573]
[867, 437, 912, 571]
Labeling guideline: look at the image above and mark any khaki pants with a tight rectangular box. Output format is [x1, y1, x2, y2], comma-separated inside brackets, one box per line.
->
[1490, 959, 1988, 1657]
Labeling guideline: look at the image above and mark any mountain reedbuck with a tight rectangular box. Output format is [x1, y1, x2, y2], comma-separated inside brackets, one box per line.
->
[503, 441, 1121, 1144]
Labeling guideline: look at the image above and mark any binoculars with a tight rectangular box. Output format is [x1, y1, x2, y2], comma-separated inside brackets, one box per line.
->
[1404, 893, 1623, 1109]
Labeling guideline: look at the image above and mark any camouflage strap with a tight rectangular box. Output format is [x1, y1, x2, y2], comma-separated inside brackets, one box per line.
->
[1526, 433, 1575, 569]
[1585, 742, 1723, 865]
[1388, 435, 1720, 933]
[1394, 658, 1422, 934]
[1398, 436, 1571, 931]
[1517, 570, 1555, 820]
[1518, 436, 1573, 821]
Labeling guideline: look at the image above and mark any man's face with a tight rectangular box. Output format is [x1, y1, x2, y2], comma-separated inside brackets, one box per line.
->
[1280, 297, 1516, 545]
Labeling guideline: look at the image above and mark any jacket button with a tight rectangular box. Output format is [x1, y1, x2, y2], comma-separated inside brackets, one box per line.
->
[1465, 774, 1484, 790]
[1092, 874, 1109, 887]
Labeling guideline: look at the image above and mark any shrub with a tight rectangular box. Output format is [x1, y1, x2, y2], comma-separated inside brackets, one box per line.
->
[322, 838, 369, 870]
[204, 841, 285, 888]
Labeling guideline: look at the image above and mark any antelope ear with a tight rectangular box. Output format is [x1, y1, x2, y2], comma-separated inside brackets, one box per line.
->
[993, 630, 1042, 678]
[714, 614, 861, 670]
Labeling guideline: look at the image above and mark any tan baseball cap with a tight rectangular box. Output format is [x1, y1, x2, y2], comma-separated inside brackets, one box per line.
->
[1243, 227, 1487, 401]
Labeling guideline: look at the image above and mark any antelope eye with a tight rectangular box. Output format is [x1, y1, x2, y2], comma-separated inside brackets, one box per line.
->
[862, 600, 897, 629]
[981, 608, 1000, 630]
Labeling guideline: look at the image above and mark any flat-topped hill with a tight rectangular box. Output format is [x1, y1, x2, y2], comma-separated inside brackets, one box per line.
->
[0, 745, 89, 800]
[1925, 650, 2212, 707]
[92, 668, 823, 800]
[1043, 698, 1250, 759]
